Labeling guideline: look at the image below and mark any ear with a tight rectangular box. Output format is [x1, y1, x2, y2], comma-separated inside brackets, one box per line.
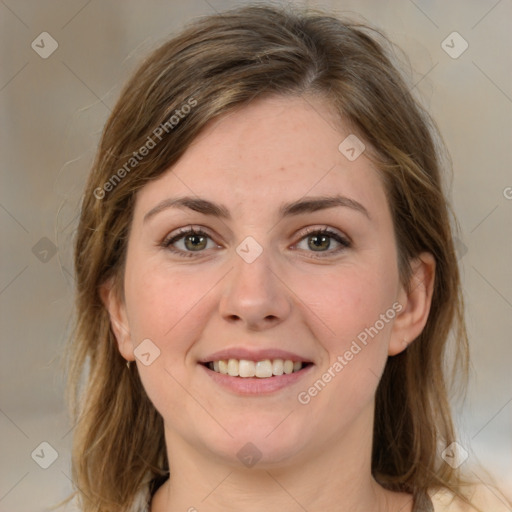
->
[388, 252, 436, 356]
[99, 278, 135, 362]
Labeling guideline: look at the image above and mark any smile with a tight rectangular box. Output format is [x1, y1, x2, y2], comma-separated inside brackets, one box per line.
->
[200, 359, 314, 395]
[204, 358, 309, 378]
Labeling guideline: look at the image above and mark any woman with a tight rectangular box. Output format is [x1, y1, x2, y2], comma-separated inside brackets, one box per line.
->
[66, 4, 511, 512]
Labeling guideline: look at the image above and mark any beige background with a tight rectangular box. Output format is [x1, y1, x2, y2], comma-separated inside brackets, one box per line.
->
[1, 0, 511, 510]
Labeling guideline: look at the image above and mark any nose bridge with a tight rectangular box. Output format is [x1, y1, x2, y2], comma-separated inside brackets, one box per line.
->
[218, 237, 291, 329]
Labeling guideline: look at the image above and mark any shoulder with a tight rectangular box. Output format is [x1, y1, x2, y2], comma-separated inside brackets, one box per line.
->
[428, 485, 512, 512]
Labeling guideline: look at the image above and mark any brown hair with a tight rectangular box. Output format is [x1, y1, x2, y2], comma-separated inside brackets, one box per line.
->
[64, 3, 498, 511]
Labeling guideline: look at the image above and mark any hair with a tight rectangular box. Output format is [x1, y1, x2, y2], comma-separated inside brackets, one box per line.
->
[64, 3, 499, 511]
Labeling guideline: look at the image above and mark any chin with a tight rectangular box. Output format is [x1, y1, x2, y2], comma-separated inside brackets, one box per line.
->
[200, 417, 310, 468]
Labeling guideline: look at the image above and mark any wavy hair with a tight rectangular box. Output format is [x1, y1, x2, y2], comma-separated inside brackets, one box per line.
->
[64, 3, 495, 511]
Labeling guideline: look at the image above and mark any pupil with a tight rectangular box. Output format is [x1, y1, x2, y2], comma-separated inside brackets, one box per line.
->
[310, 234, 329, 251]
[186, 234, 206, 251]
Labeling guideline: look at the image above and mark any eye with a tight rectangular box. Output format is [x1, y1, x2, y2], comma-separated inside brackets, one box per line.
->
[161, 226, 351, 259]
[161, 227, 219, 257]
[294, 227, 351, 257]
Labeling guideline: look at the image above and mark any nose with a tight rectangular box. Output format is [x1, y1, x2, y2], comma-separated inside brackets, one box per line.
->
[218, 246, 292, 331]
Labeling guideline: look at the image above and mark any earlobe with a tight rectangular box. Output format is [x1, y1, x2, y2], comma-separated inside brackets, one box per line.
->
[99, 278, 135, 362]
[388, 252, 436, 356]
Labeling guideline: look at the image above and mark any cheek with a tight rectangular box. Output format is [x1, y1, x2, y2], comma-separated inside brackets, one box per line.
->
[124, 259, 218, 345]
[122, 262, 216, 419]
[293, 261, 398, 405]
[295, 261, 398, 344]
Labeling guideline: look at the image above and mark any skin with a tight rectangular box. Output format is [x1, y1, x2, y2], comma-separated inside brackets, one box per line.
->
[102, 94, 435, 512]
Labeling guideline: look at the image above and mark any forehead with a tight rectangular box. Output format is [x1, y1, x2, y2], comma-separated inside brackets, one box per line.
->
[134, 94, 388, 217]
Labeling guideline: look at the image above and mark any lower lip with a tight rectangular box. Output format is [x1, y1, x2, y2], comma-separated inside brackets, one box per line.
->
[199, 364, 314, 395]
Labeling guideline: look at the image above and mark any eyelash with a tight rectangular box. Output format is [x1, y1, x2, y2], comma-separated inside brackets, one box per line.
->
[161, 226, 351, 259]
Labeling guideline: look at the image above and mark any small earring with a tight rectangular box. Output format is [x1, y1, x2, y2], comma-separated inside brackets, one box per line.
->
[402, 338, 409, 348]
[126, 360, 132, 369]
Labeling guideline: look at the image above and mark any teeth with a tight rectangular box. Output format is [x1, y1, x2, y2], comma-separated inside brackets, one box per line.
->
[227, 358, 239, 377]
[255, 360, 272, 378]
[239, 359, 256, 377]
[207, 358, 305, 378]
[218, 360, 228, 374]
[272, 359, 284, 375]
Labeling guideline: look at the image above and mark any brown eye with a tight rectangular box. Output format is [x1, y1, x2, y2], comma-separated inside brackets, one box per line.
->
[162, 227, 218, 257]
[295, 228, 351, 257]
[308, 233, 332, 251]
[182, 233, 208, 251]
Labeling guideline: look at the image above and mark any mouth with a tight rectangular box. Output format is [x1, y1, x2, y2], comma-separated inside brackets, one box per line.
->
[201, 358, 313, 378]
[199, 359, 314, 395]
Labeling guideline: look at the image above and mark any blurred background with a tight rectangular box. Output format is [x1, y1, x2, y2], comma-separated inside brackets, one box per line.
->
[1, 0, 511, 510]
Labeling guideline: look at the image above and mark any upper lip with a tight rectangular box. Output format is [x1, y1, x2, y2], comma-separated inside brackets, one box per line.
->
[199, 348, 313, 364]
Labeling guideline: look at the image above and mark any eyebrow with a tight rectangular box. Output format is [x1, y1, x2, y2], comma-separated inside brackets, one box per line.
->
[143, 194, 371, 223]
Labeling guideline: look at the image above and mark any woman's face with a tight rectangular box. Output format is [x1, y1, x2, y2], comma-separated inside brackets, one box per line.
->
[105, 94, 429, 468]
